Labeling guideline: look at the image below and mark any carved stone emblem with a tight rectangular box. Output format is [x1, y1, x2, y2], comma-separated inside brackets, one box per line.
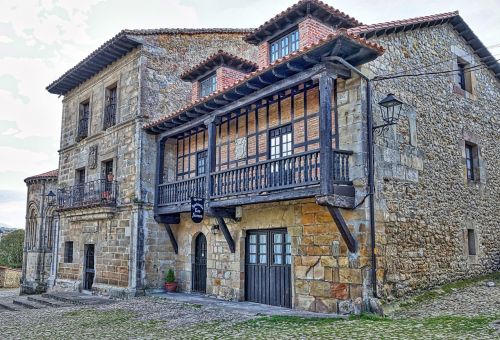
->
[234, 137, 247, 160]
[88, 145, 98, 169]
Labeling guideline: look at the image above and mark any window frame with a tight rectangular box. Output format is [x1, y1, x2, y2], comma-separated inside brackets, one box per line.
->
[196, 150, 208, 176]
[268, 124, 293, 160]
[467, 229, 476, 256]
[64, 241, 74, 263]
[465, 143, 475, 181]
[77, 99, 90, 139]
[103, 84, 118, 129]
[269, 29, 299, 63]
[199, 72, 217, 98]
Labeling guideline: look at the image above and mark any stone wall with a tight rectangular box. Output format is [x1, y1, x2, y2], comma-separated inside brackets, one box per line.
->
[360, 23, 500, 299]
[0, 267, 21, 288]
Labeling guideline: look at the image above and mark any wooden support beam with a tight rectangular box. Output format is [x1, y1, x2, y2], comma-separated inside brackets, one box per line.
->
[205, 117, 217, 200]
[317, 71, 334, 195]
[324, 206, 357, 253]
[215, 216, 235, 253]
[165, 224, 178, 254]
[154, 213, 180, 254]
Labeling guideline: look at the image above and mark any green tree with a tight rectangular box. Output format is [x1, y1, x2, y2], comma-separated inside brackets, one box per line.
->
[0, 230, 25, 268]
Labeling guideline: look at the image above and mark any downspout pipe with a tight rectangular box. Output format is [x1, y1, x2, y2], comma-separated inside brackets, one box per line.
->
[321, 56, 378, 298]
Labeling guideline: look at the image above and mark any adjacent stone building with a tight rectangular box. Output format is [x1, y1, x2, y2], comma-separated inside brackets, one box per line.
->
[24, 0, 499, 313]
[21, 170, 58, 294]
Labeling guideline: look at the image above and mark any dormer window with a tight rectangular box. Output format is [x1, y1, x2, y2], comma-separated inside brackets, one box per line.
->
[200, 73, 217, 97]
[270, 29, 299, 63]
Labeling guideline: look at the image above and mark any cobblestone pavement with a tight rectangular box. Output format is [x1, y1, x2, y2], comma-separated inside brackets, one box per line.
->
[0, 280, 498, 339]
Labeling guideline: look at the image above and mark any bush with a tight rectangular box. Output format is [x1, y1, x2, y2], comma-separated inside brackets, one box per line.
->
[0, 229, 24, 268]
[165, 269, 175, 283]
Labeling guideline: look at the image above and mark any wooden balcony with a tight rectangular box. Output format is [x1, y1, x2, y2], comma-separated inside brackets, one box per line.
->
[156, 149, 353, 214]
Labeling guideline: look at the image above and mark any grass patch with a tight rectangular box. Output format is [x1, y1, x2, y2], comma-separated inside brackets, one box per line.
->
[348, 313, 391, 322]
[399, 271, 499, 308]
[244, 315, 343, 326]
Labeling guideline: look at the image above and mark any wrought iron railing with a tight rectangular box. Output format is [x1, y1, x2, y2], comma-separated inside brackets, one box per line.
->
[157, 176, 205, 206]
[76, 117, 89, 140]
[57, 179, 118, 209]
[211, 150, 321, 198]
[156, 149, 353, 207]
[103, 104, 116, 130]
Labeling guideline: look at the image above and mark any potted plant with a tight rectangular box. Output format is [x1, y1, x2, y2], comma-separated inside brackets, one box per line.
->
[164, 268, 177, 293]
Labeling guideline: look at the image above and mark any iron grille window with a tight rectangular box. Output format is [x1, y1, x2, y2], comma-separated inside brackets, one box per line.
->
[269, 124, 293, 159]
[64, 241, 73, 263]
[457, 60, 467, 91]
[465, 143, 475, 181]
[270, 29, 299, 63]
[77, 101, 90, 140]
[200, 73, 217, 97]
[196, 150, 208, 176]
[103, 85, 117, 129]
[467, 229, 476, 255]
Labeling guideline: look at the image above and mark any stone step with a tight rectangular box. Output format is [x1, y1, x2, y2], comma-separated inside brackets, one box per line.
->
[42, 292, 113, 306]
[0, 301, 24, 312]
[27, 295, 69, 308]
[12, 297, 46, 309]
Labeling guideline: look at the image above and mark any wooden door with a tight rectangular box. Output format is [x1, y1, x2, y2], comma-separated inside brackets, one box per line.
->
[83, 244, 95, 291]
[192, 233, 207, 293]
[245, 229, 291, 308]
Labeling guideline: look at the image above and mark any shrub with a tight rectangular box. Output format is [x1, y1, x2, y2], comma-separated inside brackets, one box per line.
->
[165, 269, 175, 283]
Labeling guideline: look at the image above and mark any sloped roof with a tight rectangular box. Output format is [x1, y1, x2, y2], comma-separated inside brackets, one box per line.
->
[24, 170, 58, 183]
[46, 28, 253, 95]
[348, 11, 500, 81]
[145, 30, 384, 133]
[244, 0, 362, 44]
[181, 50, 258, 82]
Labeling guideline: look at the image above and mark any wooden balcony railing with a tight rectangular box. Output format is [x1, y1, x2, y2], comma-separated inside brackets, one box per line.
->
[158, 176, 205, 206]
[57, 179, 118, 210]
[211, 150, 320, 198]
[157, 149, 353, 208]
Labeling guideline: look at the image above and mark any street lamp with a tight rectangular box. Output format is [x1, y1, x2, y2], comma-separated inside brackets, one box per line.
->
[46, 190, 56, 206]
[374, 93, 404, 130]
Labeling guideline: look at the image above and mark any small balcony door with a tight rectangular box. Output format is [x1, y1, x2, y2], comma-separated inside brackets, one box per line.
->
[269, 124, 293, 186]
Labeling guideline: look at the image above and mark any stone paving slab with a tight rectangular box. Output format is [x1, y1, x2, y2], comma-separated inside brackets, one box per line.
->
[150, 291, 345, 318]
[42, 292, 115, 305]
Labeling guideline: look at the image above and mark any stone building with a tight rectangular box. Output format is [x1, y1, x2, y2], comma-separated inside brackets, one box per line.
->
[21, 170, 58, 294]
[24, 0, 499, 313]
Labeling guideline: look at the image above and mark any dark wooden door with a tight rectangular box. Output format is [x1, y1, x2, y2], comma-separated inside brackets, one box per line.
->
[192, 233, 207, 293]
[245, 229, 291, 308]
[83, 244, 95, 290]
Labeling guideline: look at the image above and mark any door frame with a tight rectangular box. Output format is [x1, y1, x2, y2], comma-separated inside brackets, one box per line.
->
[83, 243, 95, 291]
[191, 233, 207, 293]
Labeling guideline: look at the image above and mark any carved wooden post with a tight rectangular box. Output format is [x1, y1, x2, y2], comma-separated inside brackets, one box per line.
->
[154, 137, 165, 211]
[204, 116, 218, 200]
[318, 70, 335, 195]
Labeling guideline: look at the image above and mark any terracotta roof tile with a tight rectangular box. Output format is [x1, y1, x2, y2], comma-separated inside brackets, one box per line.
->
[24, 170, 58, 182]
[180, 50, 258, 81]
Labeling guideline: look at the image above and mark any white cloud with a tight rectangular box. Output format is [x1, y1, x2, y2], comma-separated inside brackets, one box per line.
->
[1, 128, 20, 136]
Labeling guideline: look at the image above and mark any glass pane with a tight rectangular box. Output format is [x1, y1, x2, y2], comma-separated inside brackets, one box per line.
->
[259, 244, 267, 254]
[274, 255, 282, 264]
[260, 254, 267, 263]
[286, 244, 291, 255]
[249, 254, 256, 264]
[274, 244, 282, 254]
[249, 244, 257, 253]
[259, 234, 267, 243]
[285, 234, 291, 243]
[249, 234, 257, 243]
[286, 255, 292, 264]
[274, 233, 282, 243]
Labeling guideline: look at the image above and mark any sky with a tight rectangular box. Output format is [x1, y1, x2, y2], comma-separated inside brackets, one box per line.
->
[0, 0, 498, 228]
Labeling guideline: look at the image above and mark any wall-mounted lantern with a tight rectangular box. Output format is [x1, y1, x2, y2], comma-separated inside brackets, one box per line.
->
[46, 190, 56, 207]
[374, 93, 404, 130]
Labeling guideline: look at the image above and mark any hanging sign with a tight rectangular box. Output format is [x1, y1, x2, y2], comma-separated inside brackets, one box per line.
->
[191, 197, 205, 223]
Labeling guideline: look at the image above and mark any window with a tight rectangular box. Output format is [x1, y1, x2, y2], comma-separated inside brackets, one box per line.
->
[270, 29, 299, 63]
[75, 168, 86, 203]
[104, 85, 117, 129]
[467, 229, 476, 255]
[199, 73, 217, 97]
[456, 58, 472, 93]
[77, 100, 90, 140]
[465, 142, 478, 181]
[269, 125, 293, 160]
[196, 150, 207, 176]
[102, 160, 114, 180]
[76, 168, 86, 184]
[64, 241, 74, 263]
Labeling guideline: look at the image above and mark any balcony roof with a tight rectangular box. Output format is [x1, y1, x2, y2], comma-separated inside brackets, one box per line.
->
[145, 30, 384, 134]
